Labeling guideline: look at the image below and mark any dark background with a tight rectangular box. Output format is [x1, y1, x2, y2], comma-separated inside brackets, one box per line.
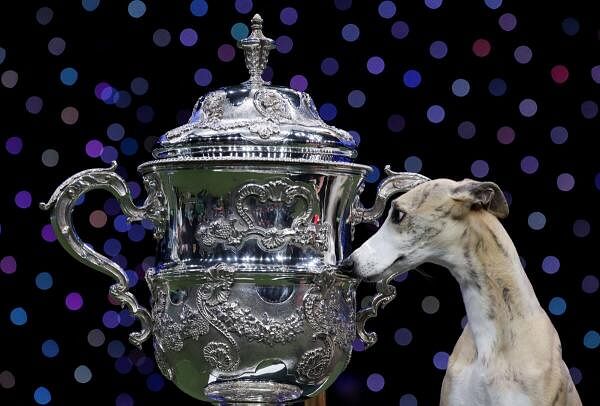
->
[1, 0, 598, 405]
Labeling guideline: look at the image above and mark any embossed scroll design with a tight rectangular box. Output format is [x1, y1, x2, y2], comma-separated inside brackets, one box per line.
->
[151, 263, 306, 377]
[40, 162, 168, 347]
[297, 271, 356, 384]
[196, 178, 330, 253]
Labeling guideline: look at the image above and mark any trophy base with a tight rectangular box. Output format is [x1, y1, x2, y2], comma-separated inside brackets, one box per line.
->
[205, 380, 303, 405]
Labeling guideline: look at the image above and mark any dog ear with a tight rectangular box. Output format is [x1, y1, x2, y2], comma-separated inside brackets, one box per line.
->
[451, 180, 509, 219]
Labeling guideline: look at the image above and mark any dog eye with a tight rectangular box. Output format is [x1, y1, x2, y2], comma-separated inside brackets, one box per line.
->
[390, 207, 405, 224]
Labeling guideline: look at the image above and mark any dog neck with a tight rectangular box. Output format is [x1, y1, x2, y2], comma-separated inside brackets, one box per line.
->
[439, 212, 543, 360]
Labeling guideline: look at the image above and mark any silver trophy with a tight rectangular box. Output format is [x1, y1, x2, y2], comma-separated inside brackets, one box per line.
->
[41, 15, 428, 404]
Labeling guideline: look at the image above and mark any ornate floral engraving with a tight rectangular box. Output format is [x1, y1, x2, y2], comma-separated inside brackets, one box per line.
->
[196, 218, 242, 247]
[180, 303, 210, 339]
[297, 337, 333, 383]
[151, 264, 241, 372]
[193, 264, 239, 372]
[248, 120, 280, 139]
[200, 92, 227, 125]
[195, 178, 330, 253]
[153, 285, 208, 353]
[198, 263, 235, 306]
[297, 270, 356, 384]
[154, 342, 174, 381]
[214, 302, 304, 346]
[254, 89, 291, 122]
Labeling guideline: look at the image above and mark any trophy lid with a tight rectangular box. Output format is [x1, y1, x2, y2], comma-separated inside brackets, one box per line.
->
[153, 14, 357, 162]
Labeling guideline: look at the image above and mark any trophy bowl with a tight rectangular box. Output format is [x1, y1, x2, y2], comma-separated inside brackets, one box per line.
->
[42, 14, 429, 404]
[149, 266, 356, 403]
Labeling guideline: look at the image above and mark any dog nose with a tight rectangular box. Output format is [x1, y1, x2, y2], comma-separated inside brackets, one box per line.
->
[339, 257, 354, 272]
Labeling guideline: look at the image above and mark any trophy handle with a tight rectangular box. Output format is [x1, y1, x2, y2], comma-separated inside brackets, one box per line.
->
[40, 161, 166, 348]
[350, 166, 430, 349]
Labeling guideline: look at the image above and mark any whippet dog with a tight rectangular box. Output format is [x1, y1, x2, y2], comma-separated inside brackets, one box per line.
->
[349, 179, 582, 406]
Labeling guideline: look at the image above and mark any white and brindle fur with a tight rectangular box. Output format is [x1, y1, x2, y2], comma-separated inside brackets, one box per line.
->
[349, 179, 582, 406]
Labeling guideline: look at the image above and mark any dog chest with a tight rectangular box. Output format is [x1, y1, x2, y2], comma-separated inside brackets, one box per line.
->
[445, 363, 534, 406]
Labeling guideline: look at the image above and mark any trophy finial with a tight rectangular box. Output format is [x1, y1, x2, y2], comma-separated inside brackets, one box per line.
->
[250, 13, 263, 29]
[238, 13, 276, 85]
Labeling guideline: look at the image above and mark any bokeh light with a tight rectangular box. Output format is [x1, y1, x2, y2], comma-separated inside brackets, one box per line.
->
[387, 114, 405, 133]
[562, 17, 580, 36]
[472, 39, 491, 57]
[321, 57, 339, 76]
[548, 297, 567, 315]
[0, 255, 17, 274]
[366, 373, 385, 392]
[514, 45, 533, 64]
[403, 70, 422, 88]
[10, 307, 27, 326]
[433, 351, 449, 370]
[399, 394, 418, 406]
[458, 121, 476, 139]
[35, 272, 54, 289]
[394, 328, 413, 346]
[583, 330, 599, 349]
[191, 0, 208, 16]
[341, 24, 360, 42]
[74, 365, 93, 383]
[520, 155, 539, 174]
[581, 275, 599, 294]
[528, 211, 547, 230]
[128, 1, 146, 18]
[391, 21, 410, 39]
[497, 126, 515, 144]
[421, 295, 440, 314]
[65, 292, 84, 311]
[573, 219, 591, 238]
[426, 105, 445, 123]
[366, 56, 385, 75]
[451, 79, 470, 97]
[471, 160, 489, 178]
[429, 40, 448, 59]
[498, 13, 517, 31]
[542, 256, 560, 274]
[34, 386, 52, 405]
[41, 339, 60, 358]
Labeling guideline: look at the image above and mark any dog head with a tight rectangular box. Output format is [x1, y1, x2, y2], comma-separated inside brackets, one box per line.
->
[348, 178, 509, 281]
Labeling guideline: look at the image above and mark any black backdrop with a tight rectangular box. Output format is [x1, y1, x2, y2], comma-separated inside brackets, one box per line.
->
[1, 0, 598, 405]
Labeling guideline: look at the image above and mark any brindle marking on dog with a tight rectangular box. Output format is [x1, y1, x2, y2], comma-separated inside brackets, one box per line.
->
[350, 178, 582, 406]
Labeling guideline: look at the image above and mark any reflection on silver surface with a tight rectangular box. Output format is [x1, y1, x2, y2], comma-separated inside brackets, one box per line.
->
[204, 380, 303, 404]
[142, 161, 365, 272]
